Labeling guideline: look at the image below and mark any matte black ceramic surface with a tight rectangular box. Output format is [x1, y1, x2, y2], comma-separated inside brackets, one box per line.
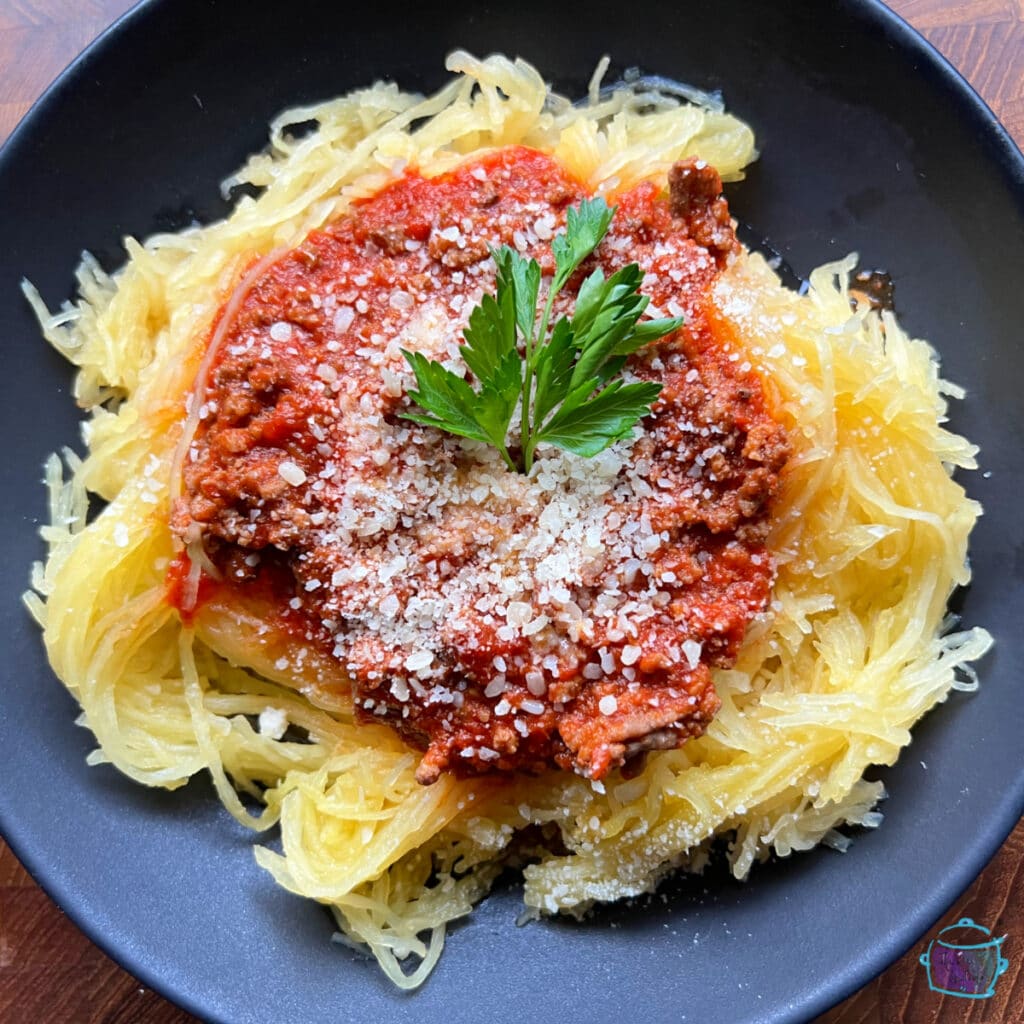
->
[1, 2, 1022, 1022]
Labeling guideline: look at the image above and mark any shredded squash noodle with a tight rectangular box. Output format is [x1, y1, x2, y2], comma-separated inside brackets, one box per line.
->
[25, 52, 991, 987]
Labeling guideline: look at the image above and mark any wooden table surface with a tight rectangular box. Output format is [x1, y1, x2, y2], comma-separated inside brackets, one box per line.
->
[1, 2, 1021, 1022]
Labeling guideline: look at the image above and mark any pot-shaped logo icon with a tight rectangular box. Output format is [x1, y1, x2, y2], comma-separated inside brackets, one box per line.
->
[918, 918, 1009, 999]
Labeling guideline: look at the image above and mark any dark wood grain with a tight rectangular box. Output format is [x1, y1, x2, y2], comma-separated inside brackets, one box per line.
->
[819, 821, 1024, 1024]
[1, 2, 1021, 1022]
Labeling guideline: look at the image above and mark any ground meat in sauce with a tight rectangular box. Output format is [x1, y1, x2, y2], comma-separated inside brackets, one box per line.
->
[170, 147, 790, 783]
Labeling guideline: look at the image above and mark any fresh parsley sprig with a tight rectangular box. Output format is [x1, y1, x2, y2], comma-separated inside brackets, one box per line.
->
[401, 197, 682, 473]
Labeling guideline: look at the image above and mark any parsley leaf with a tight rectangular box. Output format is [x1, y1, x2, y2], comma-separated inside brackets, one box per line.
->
[401, 195, 682, 473]
[537, 379, 664, 457]
[493, 246, 541, 343]
[552, 198, 616, 292]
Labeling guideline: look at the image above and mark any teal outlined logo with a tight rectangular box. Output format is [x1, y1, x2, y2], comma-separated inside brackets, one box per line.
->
[918, 918, 1009, 999]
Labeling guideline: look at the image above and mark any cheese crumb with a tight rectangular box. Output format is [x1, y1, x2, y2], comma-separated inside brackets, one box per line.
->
[621, 644, 642, 666]
[258, 707, 288, 740]
[682, 639, 702, 670]
[278, 461, 307, 486]
[405, 650, 433, 673]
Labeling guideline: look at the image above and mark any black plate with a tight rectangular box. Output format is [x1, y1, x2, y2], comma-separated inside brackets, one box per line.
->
[2, 2, 1022, 1022]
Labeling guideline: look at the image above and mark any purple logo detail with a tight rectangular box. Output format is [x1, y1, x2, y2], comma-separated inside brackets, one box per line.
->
[918, 917, 1009, 1000]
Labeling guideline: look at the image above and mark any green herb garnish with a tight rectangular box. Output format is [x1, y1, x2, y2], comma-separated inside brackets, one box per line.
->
[401, 197, 682, 473]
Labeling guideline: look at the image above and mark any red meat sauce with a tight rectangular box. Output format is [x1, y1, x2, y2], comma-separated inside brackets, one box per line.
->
[169, 146, 790, 784]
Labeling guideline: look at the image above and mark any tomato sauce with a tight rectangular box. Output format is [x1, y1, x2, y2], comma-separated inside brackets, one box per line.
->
[169, 146, 789, 783]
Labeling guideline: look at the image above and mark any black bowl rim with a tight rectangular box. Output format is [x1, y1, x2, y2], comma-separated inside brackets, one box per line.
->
[1, 1, 1022, 1022]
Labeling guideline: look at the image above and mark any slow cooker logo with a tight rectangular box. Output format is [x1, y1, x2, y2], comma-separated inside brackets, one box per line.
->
[918, 917, 1010, 1000]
